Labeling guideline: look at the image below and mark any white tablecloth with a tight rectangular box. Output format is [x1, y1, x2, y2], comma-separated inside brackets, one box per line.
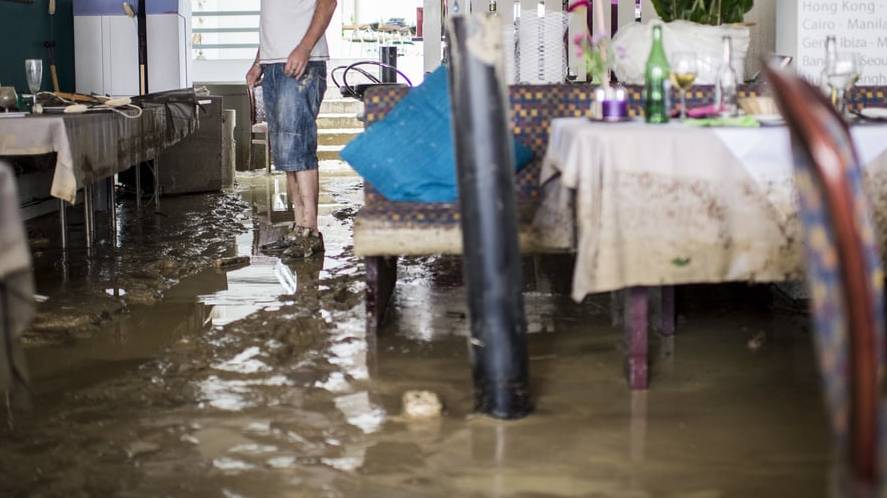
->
[538, 119, 887, 301]
[0, 98, 197, 204]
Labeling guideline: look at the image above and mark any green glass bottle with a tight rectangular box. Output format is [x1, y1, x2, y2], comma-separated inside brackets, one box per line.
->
[644, 25, 671, 124]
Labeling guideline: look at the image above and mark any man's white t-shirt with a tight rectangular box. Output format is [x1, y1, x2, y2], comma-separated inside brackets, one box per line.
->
[259, 0, 329, 63]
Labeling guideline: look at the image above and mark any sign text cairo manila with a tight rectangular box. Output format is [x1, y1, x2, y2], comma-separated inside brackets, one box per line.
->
[795, 0, 887, 85]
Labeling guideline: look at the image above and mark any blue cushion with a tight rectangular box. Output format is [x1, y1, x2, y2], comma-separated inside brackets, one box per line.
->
[341, 66, 534, 203]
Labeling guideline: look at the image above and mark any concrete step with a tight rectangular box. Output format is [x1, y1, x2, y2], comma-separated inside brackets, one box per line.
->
[318, 113, 363, 130]
[318, 144, 345, 161]
[320, 98, 364, 115]
[318, 128, 363, 146]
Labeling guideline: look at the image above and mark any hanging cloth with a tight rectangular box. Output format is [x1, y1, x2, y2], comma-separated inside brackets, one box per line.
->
[0, 162, 33, 397]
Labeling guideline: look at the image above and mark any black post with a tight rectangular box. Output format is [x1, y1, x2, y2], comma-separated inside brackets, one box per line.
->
[137, 0, 149, 95]
[380, 46, 398, 83]
[446, 13, 531, 419]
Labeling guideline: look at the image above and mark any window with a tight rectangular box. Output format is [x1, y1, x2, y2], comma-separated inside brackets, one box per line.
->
[192, 0, 260, 60]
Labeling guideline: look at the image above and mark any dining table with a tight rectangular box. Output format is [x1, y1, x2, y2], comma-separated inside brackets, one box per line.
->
[538, 117, 887, 301]
[0, 91, 198, 204]
[0, 89, 199, 248]
[535, 117, 887, 389]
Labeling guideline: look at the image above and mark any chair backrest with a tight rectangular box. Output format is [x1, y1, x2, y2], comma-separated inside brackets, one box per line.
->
[766, 65, 885, 483]
[248, 85, 267, 125]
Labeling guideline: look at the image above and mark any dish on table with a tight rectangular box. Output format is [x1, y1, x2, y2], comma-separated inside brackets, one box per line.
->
[753, 114, 785, 126]
[856, 107, 887, 121]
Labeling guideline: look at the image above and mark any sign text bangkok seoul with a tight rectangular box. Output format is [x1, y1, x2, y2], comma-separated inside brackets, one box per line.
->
[780, 0, 887, 85]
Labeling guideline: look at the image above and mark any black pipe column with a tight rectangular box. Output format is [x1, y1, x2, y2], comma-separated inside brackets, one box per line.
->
[446, 13, 531, 419]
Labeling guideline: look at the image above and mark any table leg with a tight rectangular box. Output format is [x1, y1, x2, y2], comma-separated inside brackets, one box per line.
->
[58, 198, 68, 250]
[610, 290, 624, 328]
[624, 287, 649, 390]
[265, 137, 271, 174]
[108, 175, 117, 246]
[266, 174, 273, 221]
[83, 184, 94, 249]
[153, 158, 160, 209]
[657, 286, 676, 337]
[135, 163, 142, 210]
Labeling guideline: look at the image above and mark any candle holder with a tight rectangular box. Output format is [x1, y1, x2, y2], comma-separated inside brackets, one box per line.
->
[593, 86, 628, 121]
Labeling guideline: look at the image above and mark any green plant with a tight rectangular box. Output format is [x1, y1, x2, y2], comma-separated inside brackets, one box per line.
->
[650, 0, 754, 25]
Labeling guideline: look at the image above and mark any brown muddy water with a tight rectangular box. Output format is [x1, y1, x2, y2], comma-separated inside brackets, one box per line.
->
[2, 161, 832, 498]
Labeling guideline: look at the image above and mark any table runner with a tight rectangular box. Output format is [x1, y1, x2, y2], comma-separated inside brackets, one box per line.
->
[0, 93, 197, 204]
[539, 119, 887, 301]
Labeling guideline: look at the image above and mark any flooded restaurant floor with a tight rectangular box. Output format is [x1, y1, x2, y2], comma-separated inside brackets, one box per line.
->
[2, 161, 832, 498]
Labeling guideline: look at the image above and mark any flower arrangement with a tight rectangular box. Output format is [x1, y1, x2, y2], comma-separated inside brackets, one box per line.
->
[567, 0, 628, 120]
[567, 0, 613, 85]
[572, 33, 614, 85]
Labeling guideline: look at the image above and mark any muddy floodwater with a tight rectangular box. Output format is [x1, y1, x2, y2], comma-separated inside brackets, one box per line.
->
[1, 162, 831, 497]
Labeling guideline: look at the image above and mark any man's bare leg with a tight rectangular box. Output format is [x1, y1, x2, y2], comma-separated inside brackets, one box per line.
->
[286, 172, 305, 228]
[295, 169, 320, 231]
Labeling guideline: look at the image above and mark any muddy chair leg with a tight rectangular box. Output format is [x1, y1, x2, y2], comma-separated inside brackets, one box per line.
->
[610, 290, 624, 328]
[624, 287, 649, 390]
[655, 286, 676, 337]
[365, 256, 398, 335]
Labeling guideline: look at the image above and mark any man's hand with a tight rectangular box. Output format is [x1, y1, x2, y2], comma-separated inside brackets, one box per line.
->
[285, 45, 312, 79]
[246, 63, 263, 87]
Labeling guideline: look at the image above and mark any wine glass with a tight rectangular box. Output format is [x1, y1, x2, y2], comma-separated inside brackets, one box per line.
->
[670, 52, 698, 120]
[25, 59, 43, 109]
[0, 87, 17, 113]
[826, 52, 861, 117]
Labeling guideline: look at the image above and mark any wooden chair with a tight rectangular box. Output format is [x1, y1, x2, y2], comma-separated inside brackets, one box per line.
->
[248, 84, 271, 173]
[767, 65, 885, 487]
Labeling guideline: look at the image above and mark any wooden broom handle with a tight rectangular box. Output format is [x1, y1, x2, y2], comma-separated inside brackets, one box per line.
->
[50, 65, 60, 93]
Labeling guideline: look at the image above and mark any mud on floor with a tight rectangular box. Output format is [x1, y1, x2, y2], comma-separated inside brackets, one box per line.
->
[2, 167, 835, 498]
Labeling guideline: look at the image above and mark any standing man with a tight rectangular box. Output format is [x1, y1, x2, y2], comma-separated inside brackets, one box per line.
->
[247, 0, 337, 253]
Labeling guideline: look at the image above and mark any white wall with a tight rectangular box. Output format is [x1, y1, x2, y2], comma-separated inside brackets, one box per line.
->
[349, 0, 421, 26]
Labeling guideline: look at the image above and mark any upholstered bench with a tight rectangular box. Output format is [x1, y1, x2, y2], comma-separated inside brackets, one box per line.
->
[355, 84, 599, 332]
[352, 82, 884, 333]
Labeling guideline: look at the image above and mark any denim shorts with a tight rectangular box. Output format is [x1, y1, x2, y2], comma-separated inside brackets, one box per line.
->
[261, 61, 327, 172]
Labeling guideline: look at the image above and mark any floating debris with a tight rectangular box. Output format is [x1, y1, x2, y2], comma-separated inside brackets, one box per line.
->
[402, 390, 444, 419]
[213, 256, 251, 269]
[126, 441, 161, 459]
[747, 331, 767, 352]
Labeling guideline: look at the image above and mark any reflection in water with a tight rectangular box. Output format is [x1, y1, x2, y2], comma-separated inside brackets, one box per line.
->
[213, 457, 257, 471]
[334, 391, 386, 434]
[630, 392, 648, 464]
[213, 346, 271, 374]
[198, 374, 294, 411]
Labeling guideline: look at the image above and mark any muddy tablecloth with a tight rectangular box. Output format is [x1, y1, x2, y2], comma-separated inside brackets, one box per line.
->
[538, 119, 887, 301]
[0, 161, 32, 393]
[0, 91, 198, 204]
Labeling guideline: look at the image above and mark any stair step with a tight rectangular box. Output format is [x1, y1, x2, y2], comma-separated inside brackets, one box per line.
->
[320, 99, 365, 114]
[318, 128, 363, 146]
[318, 144, 345, 161]
[318, 113, 363, 129]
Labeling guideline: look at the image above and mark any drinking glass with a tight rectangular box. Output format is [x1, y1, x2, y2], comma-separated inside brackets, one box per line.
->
[826, 52, 860, 117]
[0, 87, 17, 113]
[671, 52, 698, 119]
[25, 59, 43, 108]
